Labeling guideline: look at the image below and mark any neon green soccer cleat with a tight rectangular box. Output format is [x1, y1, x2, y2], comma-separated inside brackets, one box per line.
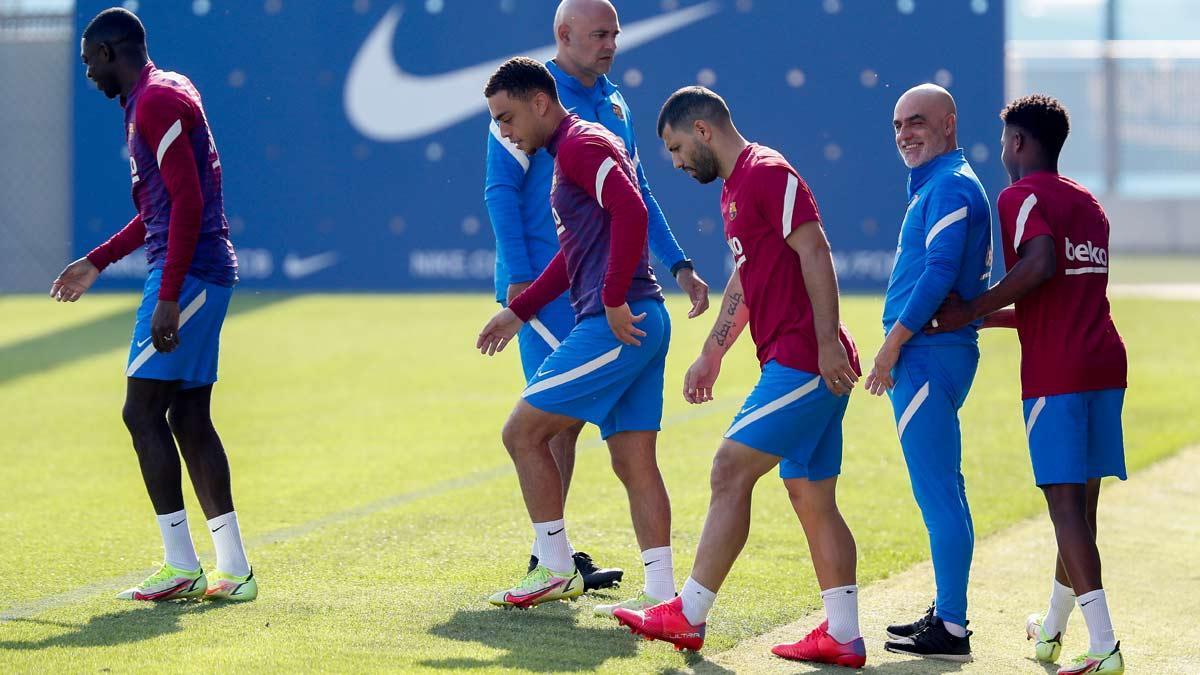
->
[594, 591, 667, 617]
[1027, 613, 1064, 663]
[1058, 642, 1124, 674]
[116, 562, 207, 601]
[204, 568, 257, 601]
[488, 564, 583, 609]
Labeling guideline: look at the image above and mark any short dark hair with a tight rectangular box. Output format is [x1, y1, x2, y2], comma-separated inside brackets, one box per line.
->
[484, 57, 559, 102]
[82, 7, 146, 52]
[657, 86, 731, 137]
[1000, 94, 1071, 160]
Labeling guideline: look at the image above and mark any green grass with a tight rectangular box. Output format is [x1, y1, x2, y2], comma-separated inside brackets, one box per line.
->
[0, 290, 1197, 673]
[1110, 254, 1200, 284]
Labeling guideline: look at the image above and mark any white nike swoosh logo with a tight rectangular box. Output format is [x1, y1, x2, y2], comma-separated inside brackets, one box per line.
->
[344, 2, 721, 141]
[136, 336, 152, 348]
[536, 369, 555, 378]
[283, 251, 339, 279]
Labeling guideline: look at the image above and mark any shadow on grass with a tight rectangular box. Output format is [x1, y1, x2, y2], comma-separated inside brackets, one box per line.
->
[0, 293, 293, 385]
[421, 604, 652, 672]
[0, 600, 223, 650]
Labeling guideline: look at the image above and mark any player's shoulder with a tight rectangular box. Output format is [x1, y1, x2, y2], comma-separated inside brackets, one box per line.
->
[137, 75, 196, 119]
[997, 182, 1037, 210]
[743, 144, 801, 182]
[562, 120, 623, 157]
[927, 165, 984, 199]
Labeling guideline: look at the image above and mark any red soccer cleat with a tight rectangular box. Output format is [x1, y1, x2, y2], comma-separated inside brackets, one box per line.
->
[613, 596, 706, 652]
[771, 620, 867, 668]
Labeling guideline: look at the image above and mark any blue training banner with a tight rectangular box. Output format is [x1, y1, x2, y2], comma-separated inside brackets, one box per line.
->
[73, 0, 1005, 292]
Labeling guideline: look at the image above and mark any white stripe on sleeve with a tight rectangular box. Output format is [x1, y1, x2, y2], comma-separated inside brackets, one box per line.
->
[782, 173, 799, 238]
[925, 206, 968, 248]
[155, 119, 183, 168]
[1013, 193, 1038, 251]
[595, 157, 616, 208]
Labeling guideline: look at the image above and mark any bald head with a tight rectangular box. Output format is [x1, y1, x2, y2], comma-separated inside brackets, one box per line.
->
[553, 0, 619, 87]
[893, 84, 959, 168]
[554, 0, 617, 35]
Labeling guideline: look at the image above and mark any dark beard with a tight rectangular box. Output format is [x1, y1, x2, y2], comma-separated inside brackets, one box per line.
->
[691, 144, 720, 184]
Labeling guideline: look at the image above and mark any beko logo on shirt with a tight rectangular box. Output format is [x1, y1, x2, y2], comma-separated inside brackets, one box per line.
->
[1064, 237, 1108, 267]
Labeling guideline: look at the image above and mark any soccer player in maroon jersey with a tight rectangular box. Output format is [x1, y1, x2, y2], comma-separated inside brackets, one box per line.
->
[50, 8, 255, 602]
[612, 86, 866, 667]
[930, 94, 1126, 674]
[477, 57, 679, 613]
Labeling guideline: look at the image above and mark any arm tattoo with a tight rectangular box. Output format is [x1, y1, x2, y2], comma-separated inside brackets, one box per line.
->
[711, 292, 743, 346]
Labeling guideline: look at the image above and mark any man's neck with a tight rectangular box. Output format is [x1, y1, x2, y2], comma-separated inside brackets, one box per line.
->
[118, 55, 151, 99]
[545, 106, 570, 140]
[716, 133, 749, 180]
[1018, 161, 1057, 180]
[554, 53, 597, 88]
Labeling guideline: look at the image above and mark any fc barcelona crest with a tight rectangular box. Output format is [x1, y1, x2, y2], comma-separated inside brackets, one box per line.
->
[611, 102, 625, 121]
[728, 201, 738, 220]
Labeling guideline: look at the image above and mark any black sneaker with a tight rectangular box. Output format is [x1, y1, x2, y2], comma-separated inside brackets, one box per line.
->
[884, 617, 972, 662]
[572, 551, 622, 591]
[886, 601, 935, 640]
[526, 552, 623, 591]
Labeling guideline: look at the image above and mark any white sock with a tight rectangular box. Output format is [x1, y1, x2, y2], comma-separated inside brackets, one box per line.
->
[531, 537, 575, 560]
[156, 508, 200, 571]
[641, 546, 675, 601]
[942, 620, 968, 638]
[680, 576, 716, 625]
[532, 519, 572, 572]
[206, 511, 250, 577]
[821, 584, 860, 643]
[1043, 579, 1076, 637]
[1077, 589, 1117, 654]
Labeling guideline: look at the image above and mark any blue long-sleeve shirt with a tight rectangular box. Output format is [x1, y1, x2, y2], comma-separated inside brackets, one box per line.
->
[882, 148, 993, 346]
[484, 59, 688, 304]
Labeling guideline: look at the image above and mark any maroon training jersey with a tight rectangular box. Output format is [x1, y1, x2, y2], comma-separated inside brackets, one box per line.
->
[998, 171, 1127, 399]
[545, 114, 663, 318]
[721, 144, 859, 374]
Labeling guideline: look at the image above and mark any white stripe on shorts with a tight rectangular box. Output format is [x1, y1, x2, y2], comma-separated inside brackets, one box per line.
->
[523, 345, 622, 398]
[125, 289, 208, 377]
[528, 318, 561, 350]
[725, 375, 821, 438]
[1026, 396, 1047, 438]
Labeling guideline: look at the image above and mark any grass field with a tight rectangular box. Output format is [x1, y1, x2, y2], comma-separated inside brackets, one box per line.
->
[1, 277, 1199, 672]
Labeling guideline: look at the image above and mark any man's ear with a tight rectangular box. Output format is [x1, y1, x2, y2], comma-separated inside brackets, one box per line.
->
[945, 111, 958, 139]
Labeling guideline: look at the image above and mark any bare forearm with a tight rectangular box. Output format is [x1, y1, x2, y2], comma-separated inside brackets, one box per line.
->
[797, 240, 842, 346]
[969, 239, 1055, 321]
[702, 272, 749, 357]
[982, 307, 1017, 329]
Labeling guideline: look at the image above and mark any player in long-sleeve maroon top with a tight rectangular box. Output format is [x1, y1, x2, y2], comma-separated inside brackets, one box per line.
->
[50, 8, 255, 602]
[475, 58, 678, 614]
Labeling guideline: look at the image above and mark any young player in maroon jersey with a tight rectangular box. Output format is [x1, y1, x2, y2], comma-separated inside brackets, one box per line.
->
[613, 86, 865, 668]
[930, 94, 1126, 674]
[51, 8, 254, 602]
[476, 57, 679, 614]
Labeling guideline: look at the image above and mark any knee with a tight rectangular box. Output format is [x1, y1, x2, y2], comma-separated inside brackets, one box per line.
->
[787, 484, 836, 521]
[122, 399, 161, 436]
[610, 451, 657, 486]
[708, 451, 753, 500]
[501, 417, 548, 458]
[167, 405, 213, 448]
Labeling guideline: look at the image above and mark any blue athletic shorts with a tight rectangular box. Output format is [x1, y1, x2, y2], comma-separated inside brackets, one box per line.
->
[125, 268, 233, 389]
[1024, 388, 1126, 485]
[724, 360, 850, 480]
[515, 294, 574, 383]
[522, 298, 669, 440]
